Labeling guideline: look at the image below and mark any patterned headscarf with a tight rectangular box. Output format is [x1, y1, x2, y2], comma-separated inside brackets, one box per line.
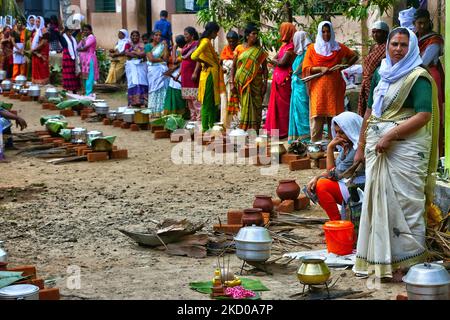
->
[314, 21, 341, 57]
[280, 22, 296, 43]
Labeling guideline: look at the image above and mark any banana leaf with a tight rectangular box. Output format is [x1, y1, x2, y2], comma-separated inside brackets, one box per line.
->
[0, 102, 13, 110]
[48, 97, 63, 105]
[40, 115, 66, 126]
[151, 115, 186, 132]
[57, 99, 92, 110]
[45, 119, 68, 134]
[0, 271, 26, 289]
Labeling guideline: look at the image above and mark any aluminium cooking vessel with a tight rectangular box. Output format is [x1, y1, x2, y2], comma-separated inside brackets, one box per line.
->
[12, 83, 22, 93]
[86, 131, 103, 147]
[0, 284, 39, 300]
[107, 110, 118, 120]
[71, 128, 87, 144]
[184, 121, 200, 135]
[28, 85, 41, 97]
[1, 80, 12, 91]
[45, 87, 59, 99]
[234, 225, 273, 262]
[94, 102, 109, 115]
[19, 87, 29, 95]
[122, 110, 135, 123]
[403, 263, 450, 300]
[15, 75, 27, 86]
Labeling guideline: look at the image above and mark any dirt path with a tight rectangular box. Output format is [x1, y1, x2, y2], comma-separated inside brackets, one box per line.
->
[0, 92, 405, 300]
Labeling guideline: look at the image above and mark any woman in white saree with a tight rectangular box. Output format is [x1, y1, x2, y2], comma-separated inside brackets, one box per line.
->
[353, 27, 439, 280]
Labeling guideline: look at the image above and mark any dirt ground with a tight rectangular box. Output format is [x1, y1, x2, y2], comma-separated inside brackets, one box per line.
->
[0, 91, 407, 300]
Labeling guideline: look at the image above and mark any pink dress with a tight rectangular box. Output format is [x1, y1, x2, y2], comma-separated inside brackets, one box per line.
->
[77, 34, 99, 80]
[264, 42, 294, 138]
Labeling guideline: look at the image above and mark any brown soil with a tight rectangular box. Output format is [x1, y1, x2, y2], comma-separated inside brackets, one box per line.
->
[0, 92, 406, 300]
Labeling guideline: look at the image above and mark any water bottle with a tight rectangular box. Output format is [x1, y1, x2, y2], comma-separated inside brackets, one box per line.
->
[0, 241, 7, 263]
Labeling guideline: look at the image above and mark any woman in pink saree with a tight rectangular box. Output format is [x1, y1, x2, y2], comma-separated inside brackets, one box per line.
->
[77, 24, 99, 96]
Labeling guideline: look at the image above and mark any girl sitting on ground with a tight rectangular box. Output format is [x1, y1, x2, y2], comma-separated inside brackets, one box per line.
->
[305, 112, 365, 221]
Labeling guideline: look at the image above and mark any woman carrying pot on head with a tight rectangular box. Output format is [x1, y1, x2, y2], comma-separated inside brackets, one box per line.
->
[125, 30, 148, 108]
[191, 22, 225, 131]
[288, 30, 312, 143]
[30, 17, 50, 85]
[230, 23, 268, 131]
[77, 24, 99, 97]
[353, 27, 439, 281]
[264, 22, 297, 139]
[302, 21, 358, 143]
[105, 29, 131, 85]
[181, 27, 201, 121]
[413, 9, 445, 156]
[57, 27, 81, 93]
[306, 112, 365, 221]
[145, 29, 169, 117]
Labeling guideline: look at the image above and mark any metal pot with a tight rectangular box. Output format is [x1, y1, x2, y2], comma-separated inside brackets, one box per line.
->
[15, 75, 27, 85]
[210, 122, 225, 138]
[28, 85, 41, 97]
[0, 70, 6, 81]
[107, 110, 118, 121]
[19, 87, 29, 95]
[0, 284, 40, 300]
[122, 110, 135, 123]
[45, 87, 59, 99]
[184, 121, 200, 135]
[307, 143, 325, 160]
[86, 131, 103, 147]
[403, 263, 450, 300]
[94, 102, 109, 115]
[1, 80, 12, 91]
[71, 128, 87, 144]
[134, 110, 149, 124]
[297, 256, 331, 285]
[234, 226, 273, 262]
[255, 134, 269, 147]
[12, 83, 22, 93]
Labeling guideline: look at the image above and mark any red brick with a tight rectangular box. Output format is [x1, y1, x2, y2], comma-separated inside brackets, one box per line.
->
[151, 125, 165, 133]
[121, 122, 130, 129]
[154, 130, 171, 139]
[77, 146, 89, 157]
[281, 153, 302, 164]
[112, 145, 118, 151]
[207, 142, 234, 153]
[47, 103, 57, 110]
[32, 278, 45, 289]
[227, 210, 243, 225]
[213, 224, 242, 234]
[60, 109, 75, 117]
[113, 120, 122, 127]
[289, 158, 312, 171]
[396, 294, 408, 300]
[66, 126, 75, 130]
[272, 198, 282, 207]
[81, 114, 88, 120]
[82, 149, 93, 156]
[130, 124, 140, 131]
[262, 212, 270, 225]
[319, 157, 328, 170]
[42, 103, 50, 109]
[103, 118, 111, 125]
[39, 288, 60, 300]
[294, 194, 310, 211]
[278, 200, 295, 213]
[110, 149, 128, 160]
[7, 265, 37, 279]
[82, 107, 94, 113]
[35, 130, 50, 135]
[87, 152, 109, 162]
[171, 132, 191, 143]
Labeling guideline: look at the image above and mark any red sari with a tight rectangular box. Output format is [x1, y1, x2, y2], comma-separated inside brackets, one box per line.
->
[32, 40, 50, 85]
[264, 42, 294, 138]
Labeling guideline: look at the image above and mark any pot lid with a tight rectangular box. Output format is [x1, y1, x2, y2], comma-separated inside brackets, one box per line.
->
[229, 128, 248, 137]
[71, 127, 87, 133]
[87, 130, 103, 135]
[402, 263, 450, 286]
[16, 75, 27, 80]
[0, 284, 39, 297]
[234, 226, 272, 243]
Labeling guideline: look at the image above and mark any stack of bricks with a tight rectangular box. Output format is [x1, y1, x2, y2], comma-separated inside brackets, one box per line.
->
[213, 209, 271, 234]
[0, 264, 60, 300]
[273, 195, 310, 214]
[280, 153, 313, 171]
[80, 107, 94, 120]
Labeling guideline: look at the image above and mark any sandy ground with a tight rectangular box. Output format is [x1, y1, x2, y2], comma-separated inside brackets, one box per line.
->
[0, 91, 406, 300]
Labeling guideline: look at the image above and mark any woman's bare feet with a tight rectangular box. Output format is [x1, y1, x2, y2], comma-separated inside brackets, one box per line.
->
[381, 268, 408, 283]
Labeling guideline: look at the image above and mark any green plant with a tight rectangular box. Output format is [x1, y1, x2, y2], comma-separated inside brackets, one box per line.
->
[96, 49, 111, 84]
[50, 63, 62, 86]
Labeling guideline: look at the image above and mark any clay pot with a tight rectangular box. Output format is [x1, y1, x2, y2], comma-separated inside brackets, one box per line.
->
[242, 208, 264, 227]
[253, 195, 274, 213]
[276, 179, 300, 201]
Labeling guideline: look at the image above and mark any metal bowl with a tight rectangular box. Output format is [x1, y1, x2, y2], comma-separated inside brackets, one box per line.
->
[12, 83, 22, 92]
[403, 263, 450, 300]
[122, 110, 135, 123]
[94, 102, 109, 115]
[107, 110, 118, 120]
[307, 144, 325, 159]
[297, 255, 331, 285]
[19, 88, 29, 95]
[0, 284, 40, 300]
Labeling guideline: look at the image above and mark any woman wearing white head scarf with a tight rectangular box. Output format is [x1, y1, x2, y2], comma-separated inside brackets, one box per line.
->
[30, 16, 50, 84]
[306, 111, 365, 221]
[105, 29, 131, 84]
[26, 15, 36, 32]
[302, 21, 358, 143]
[288, 30, 311, 143]
[23, 16, 36, 79]
[353, 27, 439, 280]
